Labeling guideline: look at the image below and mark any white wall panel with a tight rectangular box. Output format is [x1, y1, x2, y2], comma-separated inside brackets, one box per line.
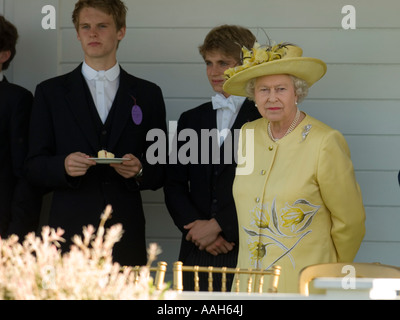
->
[302, 101, 400, 135]
[356, 171, 400, 206]
[356, 242, 400, 266]
[347, 136, 400, 171]
[364, 207, 400, 242]
[60, 27, 400, 65]
[56, 0, 400, 29]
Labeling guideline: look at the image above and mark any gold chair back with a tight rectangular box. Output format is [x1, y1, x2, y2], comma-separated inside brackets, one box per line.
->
[132, 261, 168, 291]
[298, 262, 400, 296]
[173, 261, 281, 293]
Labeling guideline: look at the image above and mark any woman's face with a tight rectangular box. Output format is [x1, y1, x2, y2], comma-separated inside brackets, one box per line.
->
[204, 50, 238, 97]
[254, 74, 298, 123]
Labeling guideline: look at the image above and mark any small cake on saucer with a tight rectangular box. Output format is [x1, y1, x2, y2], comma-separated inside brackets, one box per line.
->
[98, 150, 115, 159]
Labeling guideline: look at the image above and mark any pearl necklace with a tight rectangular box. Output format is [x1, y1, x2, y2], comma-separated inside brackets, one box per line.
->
[268, 108, 301, 142]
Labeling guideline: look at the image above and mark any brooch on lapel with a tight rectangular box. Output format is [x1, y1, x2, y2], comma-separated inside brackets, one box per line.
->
[301, 124, 312, 142]
[131, 96, 143, 125]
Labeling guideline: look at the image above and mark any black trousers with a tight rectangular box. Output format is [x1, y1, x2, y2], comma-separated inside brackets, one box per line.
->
[182, 246, 238, 292]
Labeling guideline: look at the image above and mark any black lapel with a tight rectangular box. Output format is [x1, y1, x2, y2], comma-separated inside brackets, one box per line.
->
[231, 99, 258, 130]
[64, 64, 99, 153]
[199, 103, 218, 185]
[201, 103, 217, 130]
[218, 99, 258, 172]
[107, 68, 136, 151]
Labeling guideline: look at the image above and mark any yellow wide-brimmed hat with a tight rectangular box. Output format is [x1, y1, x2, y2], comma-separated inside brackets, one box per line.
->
[223, 42, 327, 97]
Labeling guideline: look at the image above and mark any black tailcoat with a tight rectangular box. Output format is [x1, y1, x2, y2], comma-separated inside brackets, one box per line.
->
[0, 77, 41, 238]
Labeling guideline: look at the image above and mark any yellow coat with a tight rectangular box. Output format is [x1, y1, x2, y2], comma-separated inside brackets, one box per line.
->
[233, 114, 366, 293]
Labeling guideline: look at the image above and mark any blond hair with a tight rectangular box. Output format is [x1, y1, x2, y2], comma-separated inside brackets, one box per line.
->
[72, 0, 127, 31]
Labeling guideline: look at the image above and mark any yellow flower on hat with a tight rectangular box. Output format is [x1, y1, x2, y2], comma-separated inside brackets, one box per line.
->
[253, 46, 269, 64]
[224, 65, 242, 79]
[225, 42, 292, 81]
[241, 45, 253, 63]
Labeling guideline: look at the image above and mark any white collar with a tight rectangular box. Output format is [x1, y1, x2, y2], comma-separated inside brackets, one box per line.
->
[212, 93, 246, 114]
[81, 61, 120, 81]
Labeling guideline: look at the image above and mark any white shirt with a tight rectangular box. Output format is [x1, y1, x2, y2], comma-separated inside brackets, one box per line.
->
[0, 71, 3, 82]
[81, 62, 120, 124]
[212, 93, 246, 146]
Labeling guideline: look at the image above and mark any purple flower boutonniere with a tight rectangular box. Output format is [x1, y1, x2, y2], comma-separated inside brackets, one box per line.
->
[131, 96, 143, 125]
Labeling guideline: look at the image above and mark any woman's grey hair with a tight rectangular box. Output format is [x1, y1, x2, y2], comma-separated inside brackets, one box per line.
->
[245, 75, 309, 103]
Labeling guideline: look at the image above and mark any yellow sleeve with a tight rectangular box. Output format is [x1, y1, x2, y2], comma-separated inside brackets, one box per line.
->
[317, 130, 366, 262]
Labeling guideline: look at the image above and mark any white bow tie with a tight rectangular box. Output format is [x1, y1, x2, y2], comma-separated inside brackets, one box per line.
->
[212, 94, 240, 113]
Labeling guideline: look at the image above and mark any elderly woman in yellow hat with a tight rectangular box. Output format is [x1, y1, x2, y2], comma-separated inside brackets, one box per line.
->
[223, 42, 366, 293]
